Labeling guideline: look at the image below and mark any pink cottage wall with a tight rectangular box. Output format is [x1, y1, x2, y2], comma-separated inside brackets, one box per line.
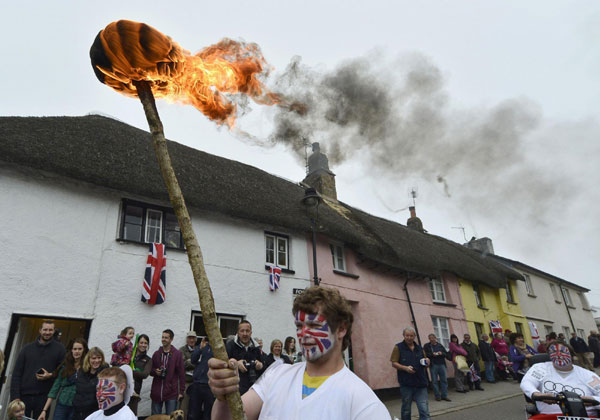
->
[308, 235, 469, 390]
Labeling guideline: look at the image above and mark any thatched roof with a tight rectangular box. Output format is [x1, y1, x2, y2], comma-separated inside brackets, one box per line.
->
[0, 115, 521, 288]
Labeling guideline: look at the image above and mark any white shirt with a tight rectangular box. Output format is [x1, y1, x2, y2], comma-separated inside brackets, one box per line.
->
[251, 362, 390, 420]
[84, 405, 137, 420]
[520, 361, 600, 414]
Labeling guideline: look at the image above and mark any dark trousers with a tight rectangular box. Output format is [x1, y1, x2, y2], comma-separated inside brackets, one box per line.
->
[21, 395, 46, 419]
[189, 383, 215, 420]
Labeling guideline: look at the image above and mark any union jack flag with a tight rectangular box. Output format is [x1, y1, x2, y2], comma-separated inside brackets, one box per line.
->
[489, 320, 503, 334]
[468, 363, 481, 383]
[269, 265, 281, 292]
[142, 243, 166, 305]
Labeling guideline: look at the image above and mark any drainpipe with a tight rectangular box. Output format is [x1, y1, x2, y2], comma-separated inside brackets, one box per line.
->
[559, 282, 577, 334]
[404, 274, 422, 346]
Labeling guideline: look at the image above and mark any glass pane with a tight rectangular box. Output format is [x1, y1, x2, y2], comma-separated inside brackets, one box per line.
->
[165, 212, 180, 232]
[192, 314, 207, 337]
[123, 223, 142, 241]
[145, 210, 162, 243]
[337, 256, 345, 271]
[124, 205, 143, 225]
[266, 236, 274, 264]
[220, 318, 241, 338]
[278, 250, 287, 267]
[165, 230, 181, 248]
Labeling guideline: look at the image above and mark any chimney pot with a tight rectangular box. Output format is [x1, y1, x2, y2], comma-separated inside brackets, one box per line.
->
[302, 142, 337, 200]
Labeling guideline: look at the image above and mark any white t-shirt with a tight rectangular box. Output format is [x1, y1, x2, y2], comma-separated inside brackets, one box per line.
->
[520, 361, 600, 414]
[84, 405, 137, 420]
[251, 362, 390, 420]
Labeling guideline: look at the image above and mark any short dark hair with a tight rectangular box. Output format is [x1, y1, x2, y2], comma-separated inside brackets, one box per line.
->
[548, 332, 557, 340]
[163, 329, 174, 339]
[292, 286, 353, 351]
[41, 319, 55, 327]
[238, 320, 252, 331]
[510, 332, 523, 345]
[138, 334, 150, 345]
[450, 334, 459, 343]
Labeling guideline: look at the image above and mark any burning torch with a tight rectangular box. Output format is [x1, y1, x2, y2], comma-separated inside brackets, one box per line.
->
[89, 20, 280, 420]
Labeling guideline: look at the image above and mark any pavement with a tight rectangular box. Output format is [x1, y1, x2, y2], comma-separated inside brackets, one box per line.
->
[382, 379, 524, 419]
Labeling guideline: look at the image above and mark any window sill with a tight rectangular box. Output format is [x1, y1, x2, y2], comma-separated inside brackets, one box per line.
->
[477, 305, 489, 310]
[555, 300, 562, 304]
[333, 269, 359, 279]
[117, 238, 186, 251]
[264, 265, 295, 275]
[432, 301, 457, 308]
[583, 307, 593, 312]
[567, 305, 576, 309]
[527, 294, 537, 298]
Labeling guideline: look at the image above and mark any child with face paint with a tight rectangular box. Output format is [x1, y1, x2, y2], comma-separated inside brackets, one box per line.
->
[85, 367, 136, 420]
[521, 341, 600, 415]
[208, 286, 391, 420]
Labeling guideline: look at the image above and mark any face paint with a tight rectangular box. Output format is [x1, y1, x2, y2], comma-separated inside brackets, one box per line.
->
[295, 311, 335, 361]
[96, 379, 123, 410]
[549, 344, 572, 369]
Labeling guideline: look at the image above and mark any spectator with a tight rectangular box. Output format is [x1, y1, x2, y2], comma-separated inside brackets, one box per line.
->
[208, 286, 389, 420]
[449, 334, 468, 393]
[72, 347, 108, 420]
[264, 339, 292, 369]
[283, 336, 300, 364]
[111, 327, 135, 367]
[557, 333, 566, 343]
[225, 321, 264, 395]
[391, 327, 430, 420]
[85, 367, 136, 420]
[7, 400, 35, 420]
[128, 334, 152, 415]
[537, 337, 548, 354]
[588, 331, 600, 368]
[423, 333, 450, 402]
[189, 337, 214, 420]
[150, 329, 185, 415]
[38, 338, 88, 420]
[461, 334, 483, 391]
[570, 332, 593, 371]
[179, 331, 198, 419]
[478, 334, 496, 383]
[10, 320, 66, 419]
[503, 330, 512, 347]
[508, 333, 536, 382]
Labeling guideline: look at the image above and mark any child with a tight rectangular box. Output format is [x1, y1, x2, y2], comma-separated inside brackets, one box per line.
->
[111, 327, 135, 367]
[7, 400, 35, 420]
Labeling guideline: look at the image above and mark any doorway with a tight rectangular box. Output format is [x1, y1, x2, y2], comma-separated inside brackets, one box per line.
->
[0, 314, 92, 411]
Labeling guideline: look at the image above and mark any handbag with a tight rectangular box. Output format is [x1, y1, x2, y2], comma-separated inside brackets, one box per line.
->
[455, 355, 468, 371]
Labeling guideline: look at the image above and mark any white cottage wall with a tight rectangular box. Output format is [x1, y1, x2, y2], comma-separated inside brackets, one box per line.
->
[1, 165, 310, 415]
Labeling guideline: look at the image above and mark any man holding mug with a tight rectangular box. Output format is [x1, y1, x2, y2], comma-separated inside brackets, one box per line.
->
[391, 327, 431, 420]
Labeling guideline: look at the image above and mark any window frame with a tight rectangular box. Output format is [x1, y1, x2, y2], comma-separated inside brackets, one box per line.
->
[431, 316, 450, 349]
[330, 243, 346, 272]
[429, 278, 447, 303]
[562, 326, 571, 337]
[550, 284, 562, 303]
[544, 325, 553, 336]
[190, 311, 245, 341]
[524, 274, 535, 296]
[474, 322, 484, 343]
[578, 292, 590, 310]
[515, 322, 524, 336]
[505, 281, 516, 304]
[265, 232, 290, 269]
[578, 329, 585, 339]
[473, 285, 485, 308]
[118, 198, 184, 250]
[562, 288, 574, 307]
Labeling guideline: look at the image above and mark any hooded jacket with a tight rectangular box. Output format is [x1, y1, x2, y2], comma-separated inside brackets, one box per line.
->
[149, 346, 185, 402]
[225, 335, 265, 393]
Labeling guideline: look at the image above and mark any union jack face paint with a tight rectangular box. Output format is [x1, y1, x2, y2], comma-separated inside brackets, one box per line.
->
[548, 343, 572, 369]
[295, 311, 334, 361]
[96, 379, 122, 410]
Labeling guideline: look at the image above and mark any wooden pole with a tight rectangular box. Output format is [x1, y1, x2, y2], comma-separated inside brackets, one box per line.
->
[133, 80, 246, 420]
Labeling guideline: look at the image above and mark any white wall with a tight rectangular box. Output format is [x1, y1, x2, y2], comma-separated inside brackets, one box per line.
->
[0, 165, 311, 415]
[514, 268, 596, 339]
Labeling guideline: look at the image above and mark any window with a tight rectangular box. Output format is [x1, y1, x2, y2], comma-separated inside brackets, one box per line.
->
[265, 233, 289, 269]
[506, 281, 516, 304]
[191, 312, 244, 341]
[473, 285, 484, 308]
[515, 322, 523, 336]
[562, 326, 571, 337]
[544, 325, 553, 336]
[563, 288, 573, 307]
[578, 329, 585, 339]
[119, 199, 184, 249]
[330, 244, 346, 271]
[431, 316, 450, 349]
[550, 284, 561, 303]
[524, 274, 535, 296]
[474, 322, 484, 343]
[429, 278, 446, 303]
[578, 292, 590, 310]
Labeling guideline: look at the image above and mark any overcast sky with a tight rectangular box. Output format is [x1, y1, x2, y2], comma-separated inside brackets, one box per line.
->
[2, 1, 599, 308]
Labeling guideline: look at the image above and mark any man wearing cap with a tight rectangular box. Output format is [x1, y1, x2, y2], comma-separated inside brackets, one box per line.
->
[179, 331, 198, 419]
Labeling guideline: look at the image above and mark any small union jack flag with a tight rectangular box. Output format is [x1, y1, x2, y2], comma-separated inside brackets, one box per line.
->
[142, 243, 166, 305]
[269, 265, 281, 292]
[469, 363, 481, 383]
[489, 320, 503, 334]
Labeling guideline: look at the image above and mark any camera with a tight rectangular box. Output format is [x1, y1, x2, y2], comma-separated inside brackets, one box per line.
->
[159, 367, 168, 379]
[244, 360, 258, 384]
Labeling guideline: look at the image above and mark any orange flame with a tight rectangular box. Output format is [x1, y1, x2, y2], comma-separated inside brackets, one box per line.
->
[90, 20, 279, 126]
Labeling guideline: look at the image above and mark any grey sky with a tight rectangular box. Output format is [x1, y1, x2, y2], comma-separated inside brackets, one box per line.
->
[2, 1, 599, 307]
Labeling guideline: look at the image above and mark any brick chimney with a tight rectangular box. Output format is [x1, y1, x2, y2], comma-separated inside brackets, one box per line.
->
[302, 142, 337, 200]
[407, 206, 424, 232]
[465, 237, 495, 255]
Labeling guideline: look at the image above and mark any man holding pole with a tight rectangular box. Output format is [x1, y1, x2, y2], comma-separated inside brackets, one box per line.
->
[208, 286, 390, 420]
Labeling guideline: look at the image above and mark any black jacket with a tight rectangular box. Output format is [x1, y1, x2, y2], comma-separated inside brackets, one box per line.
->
[263, 353, 292, 369]
[479, 341, 497, 362]
[10, 338, 66, 399]
[226, 337, 264, 393]
[423, 342, 449, 365]
[570, 337, 590, 354]
[72, 365, 107, 414]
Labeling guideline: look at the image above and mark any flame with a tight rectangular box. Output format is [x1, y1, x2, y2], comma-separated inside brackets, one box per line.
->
[90, 20, 279, 126]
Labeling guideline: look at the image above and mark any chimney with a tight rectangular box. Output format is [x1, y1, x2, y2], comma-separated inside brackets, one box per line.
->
[465, 237, 495, 255]
[407, 206, 424, 232]
[302, 142, 337, 200]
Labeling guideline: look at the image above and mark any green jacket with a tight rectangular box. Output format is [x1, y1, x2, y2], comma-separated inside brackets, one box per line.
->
[47, 366, 77, 406]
